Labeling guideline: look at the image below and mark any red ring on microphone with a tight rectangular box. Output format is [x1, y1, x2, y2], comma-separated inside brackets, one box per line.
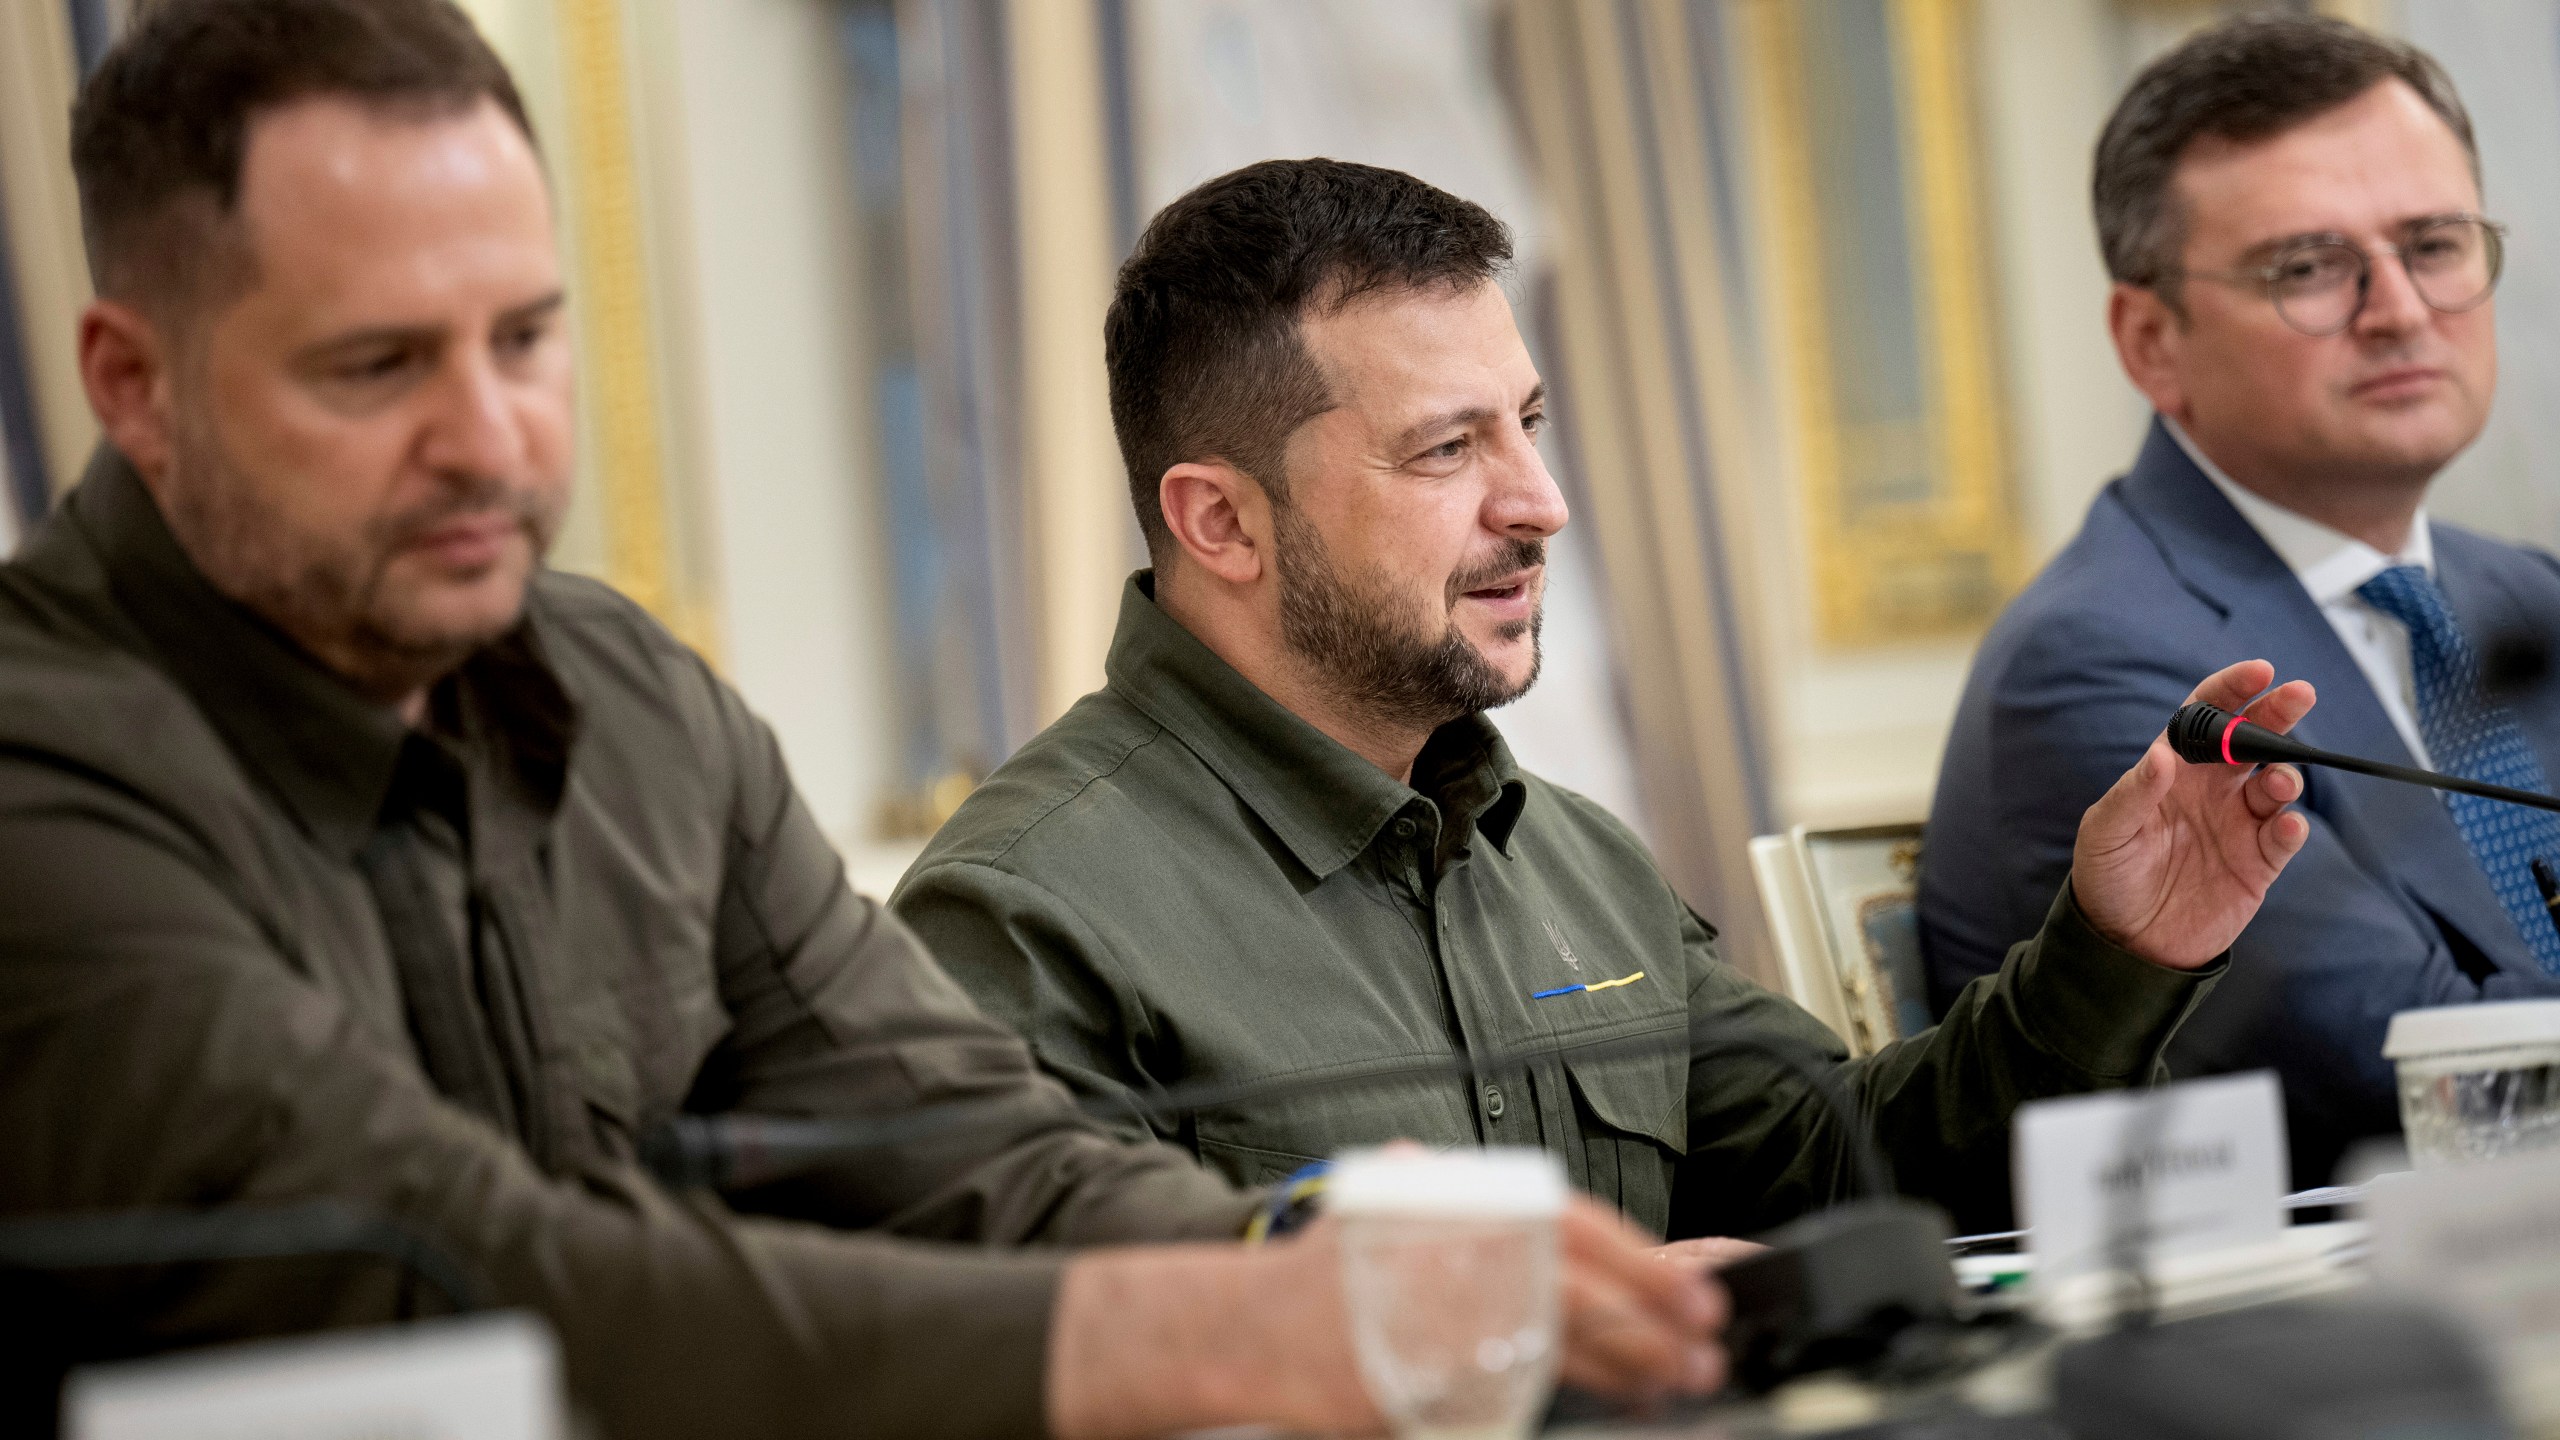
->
[2220, 713, 2247, 767]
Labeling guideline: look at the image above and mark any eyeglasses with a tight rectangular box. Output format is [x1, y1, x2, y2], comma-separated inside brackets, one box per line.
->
[2168, 214, 2508, 336]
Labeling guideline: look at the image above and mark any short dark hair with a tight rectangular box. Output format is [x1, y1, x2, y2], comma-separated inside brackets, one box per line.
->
[2093, 13, 2475, 301]
[1104, 158, 1513, 560]
[71, 0, 533, 312]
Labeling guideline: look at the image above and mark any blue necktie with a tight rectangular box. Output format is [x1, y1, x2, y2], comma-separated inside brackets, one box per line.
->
[2357, 564, 2560, 974]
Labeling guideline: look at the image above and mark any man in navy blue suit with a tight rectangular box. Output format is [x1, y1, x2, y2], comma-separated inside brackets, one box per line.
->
[1922, 14, 2560, 1185]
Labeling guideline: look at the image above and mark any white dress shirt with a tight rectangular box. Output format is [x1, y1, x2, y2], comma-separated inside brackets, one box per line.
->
[2165, 418, 2438, 768]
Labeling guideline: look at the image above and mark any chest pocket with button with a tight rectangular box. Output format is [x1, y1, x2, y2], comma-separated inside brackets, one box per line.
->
[1561, 1030, 1687, 1233]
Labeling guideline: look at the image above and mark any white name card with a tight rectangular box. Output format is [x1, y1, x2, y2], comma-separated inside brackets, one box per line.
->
[2369, 1148, 2560, 1425]
[2015, 1070, 2287, 1285]
[66, 1311, 563, 1440]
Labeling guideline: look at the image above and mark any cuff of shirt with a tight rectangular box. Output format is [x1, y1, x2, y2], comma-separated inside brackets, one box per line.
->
[809, 1240, 1069, 1437]
[2006, 877, 2225, 1083]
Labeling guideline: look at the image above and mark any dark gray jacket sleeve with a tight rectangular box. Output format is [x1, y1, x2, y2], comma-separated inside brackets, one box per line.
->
[0, 705, 1248, 1440]
[1676, 882, 2216, 1238]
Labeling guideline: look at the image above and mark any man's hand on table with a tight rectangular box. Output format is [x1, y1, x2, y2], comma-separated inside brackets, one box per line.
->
[1651, 1236, 1765, 1271]
[1558, 1197, 1729, 1398]
[2072, 658, 2314, 969]
[1045, 1195, 1726, 1437]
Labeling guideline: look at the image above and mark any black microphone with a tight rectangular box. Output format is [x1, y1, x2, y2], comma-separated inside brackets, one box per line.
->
[0, 1202, 489, 1437]
[0, 1201, 485, 1313]
[2167, 701, 2560, 816]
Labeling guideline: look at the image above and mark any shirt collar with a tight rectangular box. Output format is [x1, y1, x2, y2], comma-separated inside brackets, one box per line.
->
[70, 446, 578, 859]
[1102, 572, 1528, 879]
[2165, 415, 2434, 606]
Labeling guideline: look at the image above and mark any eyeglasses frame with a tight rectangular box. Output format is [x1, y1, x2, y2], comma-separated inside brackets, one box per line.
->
[2160, 213, 2509, 337]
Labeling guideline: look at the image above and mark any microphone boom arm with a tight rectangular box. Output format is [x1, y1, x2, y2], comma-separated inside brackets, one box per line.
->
[2167, 701, 2560, 816]
[2266, 747, 2560, 814]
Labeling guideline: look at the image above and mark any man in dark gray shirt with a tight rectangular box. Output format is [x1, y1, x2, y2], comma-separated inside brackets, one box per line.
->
[0, 3, 1727, 1435]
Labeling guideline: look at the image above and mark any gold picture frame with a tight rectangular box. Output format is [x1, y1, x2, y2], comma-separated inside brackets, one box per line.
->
[1738, 0, 2025, 649]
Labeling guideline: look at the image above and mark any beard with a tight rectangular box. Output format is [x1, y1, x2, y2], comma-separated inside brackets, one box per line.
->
[161, 414, 560, 695]
[1273, 504, 1544, 734]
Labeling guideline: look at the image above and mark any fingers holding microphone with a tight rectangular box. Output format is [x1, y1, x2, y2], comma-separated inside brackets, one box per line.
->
[2181, 657, 2314, 734]
[2181, 661, 2315, 865]
[2073, 659, 2320, 967]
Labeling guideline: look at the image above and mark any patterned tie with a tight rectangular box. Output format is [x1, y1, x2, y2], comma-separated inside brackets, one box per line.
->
[2357, 564, 2560, 974]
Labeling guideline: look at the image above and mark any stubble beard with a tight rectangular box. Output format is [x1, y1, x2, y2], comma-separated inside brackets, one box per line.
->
[161, 416, 556, 702]
[1273, 504, 1545, 736]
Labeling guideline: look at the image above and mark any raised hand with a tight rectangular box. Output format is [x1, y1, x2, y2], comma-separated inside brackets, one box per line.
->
[2071, 659, 2314, 969]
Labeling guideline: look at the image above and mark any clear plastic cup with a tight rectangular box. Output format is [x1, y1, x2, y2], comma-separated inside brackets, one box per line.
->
[2384, 1000, 2560, 1170]
[1329, 1148, 1567, 1440]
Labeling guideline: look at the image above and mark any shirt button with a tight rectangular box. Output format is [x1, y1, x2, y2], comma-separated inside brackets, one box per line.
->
[1483, 1084, 1506, 1119]
[1392, 818, 1417, 839]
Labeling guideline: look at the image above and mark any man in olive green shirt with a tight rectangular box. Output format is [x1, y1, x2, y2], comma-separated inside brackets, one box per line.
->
[897, 158, 2317, 1240]
[0, 7, 1728, 1437]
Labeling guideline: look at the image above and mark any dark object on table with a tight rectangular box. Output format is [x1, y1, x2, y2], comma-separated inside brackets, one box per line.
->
[2053, 1295, 2512, 1440]
[1824, 1417, 2069, 1440]
[1719, 1199, 1960, 1393]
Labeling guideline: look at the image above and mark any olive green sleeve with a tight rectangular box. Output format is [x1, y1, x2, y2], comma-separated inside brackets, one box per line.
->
[1671, 879, 2220, 1238]
[890, 856, 1176, 1146]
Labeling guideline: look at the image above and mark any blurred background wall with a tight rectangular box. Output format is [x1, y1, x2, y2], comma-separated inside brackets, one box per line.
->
[2, 0, 2554, 982]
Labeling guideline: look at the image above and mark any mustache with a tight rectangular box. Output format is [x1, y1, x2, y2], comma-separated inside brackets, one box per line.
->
[1445, 537, 1547, 606]
[376, 475, 555, 551]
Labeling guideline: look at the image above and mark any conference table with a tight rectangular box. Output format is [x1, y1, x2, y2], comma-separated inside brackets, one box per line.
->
[1548, 1215, 2560, 1439]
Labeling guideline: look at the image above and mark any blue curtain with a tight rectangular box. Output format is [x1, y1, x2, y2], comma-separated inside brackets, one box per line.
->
[65, 0, 112, 76]
[0, 175, 51, 534]
[833, 0, 1040, 806]
[1094, 0, 1140, 259]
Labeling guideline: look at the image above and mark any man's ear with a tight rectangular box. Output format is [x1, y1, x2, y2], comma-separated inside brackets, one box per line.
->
[1159, 459, 1271, 587]
[78, 298, 178, 482]
[2108, 281, 2189, 422]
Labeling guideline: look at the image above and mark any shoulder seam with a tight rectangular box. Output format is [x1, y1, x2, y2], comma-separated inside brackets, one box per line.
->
[966, 717, 1172, 869]
[907, 852, 1171, 1062]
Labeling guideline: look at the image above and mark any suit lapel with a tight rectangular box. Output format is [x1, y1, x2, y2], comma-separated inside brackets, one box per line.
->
[2117, 419, 2540, 978]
